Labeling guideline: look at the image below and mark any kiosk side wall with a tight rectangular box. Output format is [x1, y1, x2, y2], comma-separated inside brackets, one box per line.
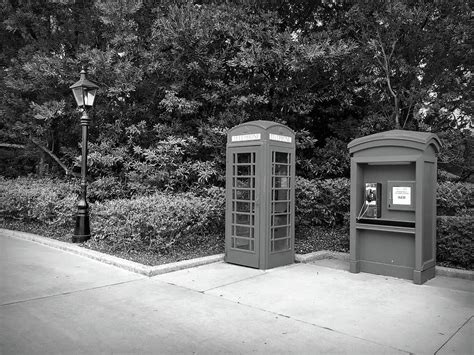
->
[422, 160, 437, 266]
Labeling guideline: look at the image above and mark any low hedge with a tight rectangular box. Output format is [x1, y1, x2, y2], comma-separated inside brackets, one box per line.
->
[436, 181, 473, 216]
[1, 177, 472, 269]
[295, 177, 350, 229]
[0, 177, 76, 227]
[90, 189, 225, 253]
[437, 215, 473, 270]
[0, 177, 225, 254]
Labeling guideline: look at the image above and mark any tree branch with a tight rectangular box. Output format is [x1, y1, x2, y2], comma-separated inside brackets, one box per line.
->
[0, 143, 25, 149]
[402, 99, 414, 129]
[28, 138, 77, 177]
[388, 38, 398, 61]
[377, 30, 400, 128]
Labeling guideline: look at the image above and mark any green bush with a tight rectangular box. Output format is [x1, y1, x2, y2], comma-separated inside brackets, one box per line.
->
[88, 176, 130, 202]
[437, 181, 473, 216]
[295, 177, 350, 229]
[0, 176, 76, 227]
[437, 215, 473, 269]
[1, 177, 472, 270]
[90, 190, 225, 253]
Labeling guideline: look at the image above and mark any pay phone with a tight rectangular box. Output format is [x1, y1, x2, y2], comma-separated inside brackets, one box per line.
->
[358, 182, 381, 219]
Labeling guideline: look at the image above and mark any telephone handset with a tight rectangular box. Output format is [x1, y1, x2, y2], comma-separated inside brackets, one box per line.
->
[358, 182, 381, 219]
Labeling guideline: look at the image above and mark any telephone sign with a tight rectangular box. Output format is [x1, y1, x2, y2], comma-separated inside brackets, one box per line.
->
[231, 134, 261, 142]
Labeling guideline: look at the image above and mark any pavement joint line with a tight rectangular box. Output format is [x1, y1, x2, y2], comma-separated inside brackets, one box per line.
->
[149, 270, 375, 344]
[200, 288, 412, 355]
[200, 271, 269, 293]
[434, 315, 473, 355]
[0, 278, 144, 307]
[149, 270, 269, 296]
[2, 228, 473, 280]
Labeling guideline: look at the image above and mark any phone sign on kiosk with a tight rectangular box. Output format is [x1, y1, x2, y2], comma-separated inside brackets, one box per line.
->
[225, 121, 295, 270]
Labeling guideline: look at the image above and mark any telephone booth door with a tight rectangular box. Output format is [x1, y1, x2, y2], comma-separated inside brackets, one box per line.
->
[266, 147, 295, 268]
[225, 147, 261, 268]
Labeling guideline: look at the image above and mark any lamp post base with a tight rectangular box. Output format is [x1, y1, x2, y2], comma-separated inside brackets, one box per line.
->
[72, 233, 91, 243]
[73, 210, 90, 243]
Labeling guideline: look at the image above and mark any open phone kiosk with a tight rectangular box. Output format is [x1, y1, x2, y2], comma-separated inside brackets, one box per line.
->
[348, 130, 440, 284]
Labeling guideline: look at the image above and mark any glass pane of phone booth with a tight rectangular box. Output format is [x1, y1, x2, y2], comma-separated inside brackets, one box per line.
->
[271, 151, 291, 252]
[231, 152, 256, 252]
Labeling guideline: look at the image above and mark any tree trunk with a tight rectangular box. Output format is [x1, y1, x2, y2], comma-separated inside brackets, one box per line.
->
[38, 152, 46, 177]
[394, 96, 400, 129]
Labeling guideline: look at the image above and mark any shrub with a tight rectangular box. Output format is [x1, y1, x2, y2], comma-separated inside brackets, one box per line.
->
[437, 181, 473, 216]
[0, 176, 76, 227]
[295, 177, 350, 230]
[88, 176, 130, 202]
[90, 190, 225, 253]
[437, 215, 473, 269]
[1, 177, 472, 270]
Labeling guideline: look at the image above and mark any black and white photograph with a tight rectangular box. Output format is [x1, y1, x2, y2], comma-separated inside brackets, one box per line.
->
[1, 0, 472, 353]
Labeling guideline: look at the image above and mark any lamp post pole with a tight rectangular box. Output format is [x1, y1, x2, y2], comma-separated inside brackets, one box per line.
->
[73, 108, 91, 242]
[70, 67, 98, 243]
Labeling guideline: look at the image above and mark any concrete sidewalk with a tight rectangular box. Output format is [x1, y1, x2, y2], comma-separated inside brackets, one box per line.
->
[1, 234, 473, 354]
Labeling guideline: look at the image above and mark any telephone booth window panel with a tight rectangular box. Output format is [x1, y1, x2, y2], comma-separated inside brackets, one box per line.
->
[272, 202, 289, 213]
[271, 151, 291, 252]
[274, 152, 289, 164]
[231, 152, 256, 252]
[233, 190, 255, 201]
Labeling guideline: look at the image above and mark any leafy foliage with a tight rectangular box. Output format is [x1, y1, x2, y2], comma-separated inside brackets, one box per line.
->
[0, 177, 225, 255]
[437, 182, 473, 216]
[0, 0, 472, 185]
[295, 177, 350, 230]
[0, 176, 76, 226]
[91, 189, 225, 253]
[437, 216, 473, 270]
[345, 0, 472, 132]
[2, 177, 473, 269]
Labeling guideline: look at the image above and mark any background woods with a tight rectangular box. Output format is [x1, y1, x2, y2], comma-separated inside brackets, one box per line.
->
[1, 0, 471, 185]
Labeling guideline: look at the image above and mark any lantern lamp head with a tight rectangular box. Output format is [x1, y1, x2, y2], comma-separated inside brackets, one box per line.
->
[70, 68, 99, 108]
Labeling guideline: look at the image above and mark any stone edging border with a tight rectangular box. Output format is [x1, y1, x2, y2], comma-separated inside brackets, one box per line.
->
[2, 228, 472, 280]
[1, 229, 224, 277]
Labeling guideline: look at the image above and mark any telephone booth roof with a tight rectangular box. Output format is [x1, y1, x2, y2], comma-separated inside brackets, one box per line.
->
[227, 120, 295, 145]
[348, 130, 441, 155]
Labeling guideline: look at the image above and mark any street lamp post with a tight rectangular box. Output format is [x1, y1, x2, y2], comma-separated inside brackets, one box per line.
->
[70, 67, 99, 243]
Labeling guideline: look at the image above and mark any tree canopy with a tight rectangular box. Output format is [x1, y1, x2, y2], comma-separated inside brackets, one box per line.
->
[1, 0, 472, 187]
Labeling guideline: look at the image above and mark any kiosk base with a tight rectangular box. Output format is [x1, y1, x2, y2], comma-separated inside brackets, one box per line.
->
[350, 260, 436, 284]
[413, 266, 436, 285]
